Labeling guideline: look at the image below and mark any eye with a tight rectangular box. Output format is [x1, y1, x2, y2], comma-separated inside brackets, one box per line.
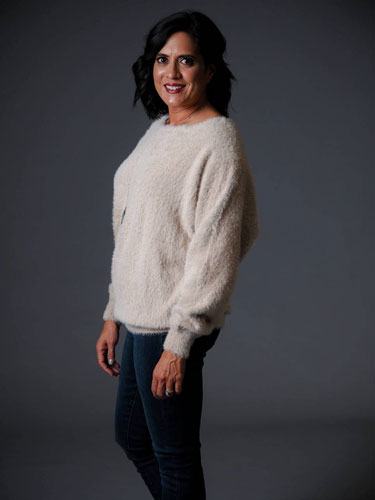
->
[181, 57, 194, 66]
[155, 56, 195, 66]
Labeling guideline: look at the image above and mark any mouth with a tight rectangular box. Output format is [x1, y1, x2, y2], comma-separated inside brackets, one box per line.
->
[164, 84, 186, 94]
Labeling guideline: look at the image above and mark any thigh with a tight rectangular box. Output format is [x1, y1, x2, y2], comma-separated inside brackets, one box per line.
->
[189, 327, 221, 363]
[114, 331, 153, 452]
[132, 329, 220, 452]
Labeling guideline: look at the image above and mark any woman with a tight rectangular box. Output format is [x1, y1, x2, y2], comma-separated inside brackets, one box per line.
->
[96, 10, 259, 500]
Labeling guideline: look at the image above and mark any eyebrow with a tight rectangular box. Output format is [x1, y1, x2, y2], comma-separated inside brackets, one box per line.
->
[155, 52, 197, 59]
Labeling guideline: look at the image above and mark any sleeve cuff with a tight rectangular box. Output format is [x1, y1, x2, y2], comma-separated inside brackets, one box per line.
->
[103, 310, 115, 321]
[103, 283, 115, 321]
[162, 328, 197, 359]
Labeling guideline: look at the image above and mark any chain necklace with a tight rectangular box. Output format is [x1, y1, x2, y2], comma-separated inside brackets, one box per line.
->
[165, 103, 206, 126]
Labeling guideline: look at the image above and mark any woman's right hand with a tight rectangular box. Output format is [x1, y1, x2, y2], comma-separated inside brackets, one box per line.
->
[96, 321, 121, 376]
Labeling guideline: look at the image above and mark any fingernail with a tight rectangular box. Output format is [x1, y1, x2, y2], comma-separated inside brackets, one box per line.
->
[108, 359, 114, 365]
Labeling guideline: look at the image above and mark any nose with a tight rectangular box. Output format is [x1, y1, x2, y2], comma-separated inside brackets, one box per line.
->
[166, 60, 182, 80]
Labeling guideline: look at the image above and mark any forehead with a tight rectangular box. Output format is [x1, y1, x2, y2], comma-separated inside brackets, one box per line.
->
[159, 31, 199, 54]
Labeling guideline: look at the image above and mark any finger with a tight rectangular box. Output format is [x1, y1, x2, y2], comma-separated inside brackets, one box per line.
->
[151, 372, 159, 398]
[156, 379, 166, 399]
[99, 361, 114, 376]
[96, 343, 115, 376]
[96, 341, 106, 366]
[112, 361, 121, 376]
[98, 353, 115, 376]
[165, 380, 175, 398]
[107, 344, 117, 370]
[174, 376, 182, 395]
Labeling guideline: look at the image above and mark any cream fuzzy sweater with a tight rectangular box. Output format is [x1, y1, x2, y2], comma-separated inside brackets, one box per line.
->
[103, 114, 260, 358]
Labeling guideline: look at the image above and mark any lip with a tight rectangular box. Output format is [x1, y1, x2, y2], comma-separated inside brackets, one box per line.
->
[164, 83, 186, 94]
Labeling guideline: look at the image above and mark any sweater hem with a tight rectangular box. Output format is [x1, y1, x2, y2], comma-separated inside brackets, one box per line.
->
[123, 322, 170, 334]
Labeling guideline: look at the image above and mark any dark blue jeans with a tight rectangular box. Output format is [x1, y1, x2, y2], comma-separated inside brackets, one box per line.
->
[114, 327, 221, 500]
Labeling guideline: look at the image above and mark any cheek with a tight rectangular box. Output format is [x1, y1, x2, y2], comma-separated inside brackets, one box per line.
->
[153, 66, 162, 83]
[187, 69, 205, 87]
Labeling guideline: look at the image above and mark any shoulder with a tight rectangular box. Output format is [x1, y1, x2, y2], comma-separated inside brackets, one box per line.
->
[205, 117, 247, 165]
[209, 117, 243, 147]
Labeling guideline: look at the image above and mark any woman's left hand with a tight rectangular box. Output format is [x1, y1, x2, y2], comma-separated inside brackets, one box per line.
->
[151, 350, 186, 399]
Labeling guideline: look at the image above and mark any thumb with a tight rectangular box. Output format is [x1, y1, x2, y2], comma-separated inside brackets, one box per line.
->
[107, 344, 115, 366]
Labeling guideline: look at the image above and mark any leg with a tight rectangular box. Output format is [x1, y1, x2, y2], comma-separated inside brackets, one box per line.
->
[114, 331, 162, 500]
[133, 328, 221, 500]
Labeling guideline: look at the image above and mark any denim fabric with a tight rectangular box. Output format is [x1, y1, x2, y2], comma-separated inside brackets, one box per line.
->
[114, 327, 221, 500]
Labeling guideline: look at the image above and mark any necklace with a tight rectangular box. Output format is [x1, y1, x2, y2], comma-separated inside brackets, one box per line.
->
[166, 104, 205, 126]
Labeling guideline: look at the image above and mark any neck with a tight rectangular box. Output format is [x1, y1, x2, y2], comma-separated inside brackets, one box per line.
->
[166, 101, 208, 126]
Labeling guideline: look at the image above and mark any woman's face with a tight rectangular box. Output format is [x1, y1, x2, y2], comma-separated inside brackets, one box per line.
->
[153, 31, 214, 111]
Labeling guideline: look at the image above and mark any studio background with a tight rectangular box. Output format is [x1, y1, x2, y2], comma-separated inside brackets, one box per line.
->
[1, 1, 373, 499]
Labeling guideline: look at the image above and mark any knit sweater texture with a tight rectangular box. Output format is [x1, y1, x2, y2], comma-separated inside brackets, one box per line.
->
[103, 114, 260, 358]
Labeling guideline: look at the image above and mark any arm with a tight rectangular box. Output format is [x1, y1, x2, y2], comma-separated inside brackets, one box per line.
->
[102, 167, 126, 322]
[163, 138, 260, 359]
[102, 127, 153, 322]
[103, 283, 117, 322]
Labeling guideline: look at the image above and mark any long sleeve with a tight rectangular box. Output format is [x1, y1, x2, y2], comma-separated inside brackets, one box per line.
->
[162, 135, 260, 358]
[102, 166, 127, 322]
[103, 282, 116, 321]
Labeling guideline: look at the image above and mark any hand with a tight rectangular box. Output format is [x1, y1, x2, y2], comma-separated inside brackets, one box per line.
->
[96, 320, 121, 376]
[151, 350, 186, 399]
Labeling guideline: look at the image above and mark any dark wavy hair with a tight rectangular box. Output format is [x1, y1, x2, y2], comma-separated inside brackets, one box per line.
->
[132, 10, 237, 120]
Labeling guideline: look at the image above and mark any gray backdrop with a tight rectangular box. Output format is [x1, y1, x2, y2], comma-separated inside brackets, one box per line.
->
[1, 1, 373, 499]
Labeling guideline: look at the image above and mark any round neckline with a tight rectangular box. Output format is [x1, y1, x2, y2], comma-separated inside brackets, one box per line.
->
[160, 114, 230, 129]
